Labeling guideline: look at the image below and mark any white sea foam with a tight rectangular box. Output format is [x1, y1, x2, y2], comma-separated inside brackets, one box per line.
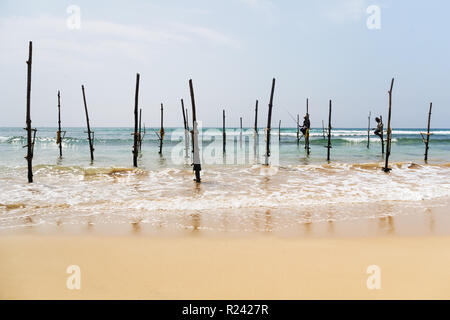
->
[1, 163, 449, 230]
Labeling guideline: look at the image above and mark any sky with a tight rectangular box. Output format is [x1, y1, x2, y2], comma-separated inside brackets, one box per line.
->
[0, 0, 449, 128]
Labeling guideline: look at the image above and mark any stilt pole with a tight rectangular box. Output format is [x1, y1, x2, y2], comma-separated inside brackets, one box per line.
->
[189, 79, 201, 182]
[138, 108, 142, 152]
[132, 73, 140, 167]
[142, 123, 146, 147]
[181, 99, 190, 159]
[240, 117, 243, 148]
[383, 78, 395, 173]
[278, 120, 281, 141]
[159, 103, 164, 154]
[380, 115, 385, 154]
[254, 100, 258, 134]
[254, 100, 259, 161]
[424, 102, 433, 161]
[305, 98, 310, 155]
[223, 109, 226, 154]
[25, 41, 34, 183]
[264, 78, 276, 166]
[367, 111, 371, 149]
[82, 85, 94, 162]
[326, 100, 332, 162]
[57, 90, 63, 157]
[185, 107, 190, 157]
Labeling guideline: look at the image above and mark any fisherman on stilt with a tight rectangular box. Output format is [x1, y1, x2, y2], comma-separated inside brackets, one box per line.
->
[374, 116, 383, 140]
[300, 113, 311, 140]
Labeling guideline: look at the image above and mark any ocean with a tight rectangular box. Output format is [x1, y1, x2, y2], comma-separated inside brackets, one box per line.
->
[1, 127, 449, 232]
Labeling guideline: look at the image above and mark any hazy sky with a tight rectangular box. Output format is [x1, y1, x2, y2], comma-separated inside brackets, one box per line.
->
[1, 0, 449, 128]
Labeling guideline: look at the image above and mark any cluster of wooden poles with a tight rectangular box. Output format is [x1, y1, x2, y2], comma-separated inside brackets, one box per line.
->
[23, 41, 434, 184]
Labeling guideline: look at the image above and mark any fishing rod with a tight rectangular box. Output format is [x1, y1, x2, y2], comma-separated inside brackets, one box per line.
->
[282, 106, 306, 140]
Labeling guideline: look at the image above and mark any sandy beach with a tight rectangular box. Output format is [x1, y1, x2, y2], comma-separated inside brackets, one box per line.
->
[1, 233, 450, 300]
[2, 199, 450, 300]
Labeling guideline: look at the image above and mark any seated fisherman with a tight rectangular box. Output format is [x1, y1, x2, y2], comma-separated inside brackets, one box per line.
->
[300, 114, 310, 136]
[374, 117, 383, 139]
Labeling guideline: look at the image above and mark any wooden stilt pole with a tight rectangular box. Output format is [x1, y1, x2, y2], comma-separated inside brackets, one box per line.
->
[181, 99, 190, 159]
[305, 98, 310, 155]
[223, 109, 226, 154]
[423, 102, 433, 161]
[240, 117, 243, 148]
[159, 103, 164, 154]
[326, 100, 332, 162]
[138, 108, 142, 152]
[278, 120, 281, 141]
[81, 85, 94, 162]
[306, 134, 310, 155]
[383, 78, 395, 173]
[264, 78, 276, 166]
[25, 41, 34, 183]
[380, 115, 385, 154]
[185, 108, 189, 131]
[57, 90, 63, 158]
[254, 100, 258, 134]
[367, 111, 371, 149]
[142, 123, 146, 147]
[254, 100, 258, 161]
[132, 73, 140, 167]
[189, 79, 201, 182]
[185, 107, 190, 157]
[296, 114, 300, 145]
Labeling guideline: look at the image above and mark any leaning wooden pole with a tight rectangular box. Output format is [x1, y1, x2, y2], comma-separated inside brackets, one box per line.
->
[383, 78, 395, 173]
[264, 78, 276, 166]
[181, 99, 190, 159]
[223, 109, 226, 154]
[424, 102, 432, 161]
[189, 79, 201, 182]
[81, 85, 94, 162]
[367, 111, 371, 149]
[159, 103, 164, 154]
[57, 90, 63, 157]
[138, 108, 142, 152]
[132, 73, 140, 167]
[326, 100, 332, 162]
[25, 41, 34, 183]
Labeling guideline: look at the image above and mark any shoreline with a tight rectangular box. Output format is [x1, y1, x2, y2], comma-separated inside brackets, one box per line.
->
[1, 199, 449, 238]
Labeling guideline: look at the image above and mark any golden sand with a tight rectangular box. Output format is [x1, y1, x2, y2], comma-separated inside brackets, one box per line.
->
[1, 234, 450, 299]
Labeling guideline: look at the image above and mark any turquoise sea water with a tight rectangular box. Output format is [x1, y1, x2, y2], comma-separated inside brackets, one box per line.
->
[1, 127, 449, 168]
[0, 127, 449, 232]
